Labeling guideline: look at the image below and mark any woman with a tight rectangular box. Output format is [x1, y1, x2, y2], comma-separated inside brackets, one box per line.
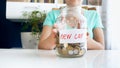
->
[38, 0, 105, 50]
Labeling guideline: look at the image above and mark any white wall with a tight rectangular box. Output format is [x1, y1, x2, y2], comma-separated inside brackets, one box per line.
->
[6, 2, 101, 22]
[6, 2, 66, 21]
[106, 0, 120, 50]
[101, 0, 111, 49]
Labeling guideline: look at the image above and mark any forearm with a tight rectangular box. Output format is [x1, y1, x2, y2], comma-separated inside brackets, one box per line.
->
[87, 38, 105, 50]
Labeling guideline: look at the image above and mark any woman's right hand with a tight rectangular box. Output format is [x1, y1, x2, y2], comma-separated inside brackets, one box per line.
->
[38, 26, 58, 50]
[48, 28, 58, 45]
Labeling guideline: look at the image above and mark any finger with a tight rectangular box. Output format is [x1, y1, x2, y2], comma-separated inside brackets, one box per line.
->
[77, 20, 81, 29]
[87, 32, 89, 36]
[53, 29, 58, 34]
[86, 32, 89, 39]
[53, 23, 58, 29]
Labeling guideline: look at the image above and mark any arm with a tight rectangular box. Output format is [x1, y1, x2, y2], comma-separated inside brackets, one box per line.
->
[87, 27, 105, 50]
[38, 26, 56, 50]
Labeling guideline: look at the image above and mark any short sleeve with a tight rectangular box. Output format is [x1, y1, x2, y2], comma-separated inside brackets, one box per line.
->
[94, 11, 104, 28]
[84, 10, 104, 38]
[43, 10, 60, 27]
[43, 11, 55, 26]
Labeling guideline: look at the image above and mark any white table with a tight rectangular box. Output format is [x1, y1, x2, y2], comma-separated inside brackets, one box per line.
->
[0, 49, 120, 68]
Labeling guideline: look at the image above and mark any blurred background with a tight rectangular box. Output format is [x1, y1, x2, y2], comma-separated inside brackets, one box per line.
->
[0, 0, 120, 50]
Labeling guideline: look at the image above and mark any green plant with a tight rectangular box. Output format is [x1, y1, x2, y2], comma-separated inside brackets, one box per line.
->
[22, 10, 46, 39]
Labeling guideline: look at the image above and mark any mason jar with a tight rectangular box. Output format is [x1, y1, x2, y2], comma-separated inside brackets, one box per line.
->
[55, 6, 87, 58]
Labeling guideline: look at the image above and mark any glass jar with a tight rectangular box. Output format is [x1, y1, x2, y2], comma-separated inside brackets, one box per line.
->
[55, 6, 87, 58]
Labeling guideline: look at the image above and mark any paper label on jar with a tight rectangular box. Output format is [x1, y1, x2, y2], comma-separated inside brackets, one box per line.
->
[59, 29, 87, 43]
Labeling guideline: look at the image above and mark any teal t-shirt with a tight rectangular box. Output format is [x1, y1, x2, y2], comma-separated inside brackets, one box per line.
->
[43, 9, 103, 38]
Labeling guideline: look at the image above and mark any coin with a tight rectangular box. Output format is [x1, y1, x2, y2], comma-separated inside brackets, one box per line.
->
[73, 49, 79, 55]
[79, 48, 86, 55]
[68, 50, 74, 55]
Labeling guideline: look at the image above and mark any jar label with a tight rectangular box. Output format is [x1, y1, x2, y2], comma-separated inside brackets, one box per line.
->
[59, 29, 87, 43]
